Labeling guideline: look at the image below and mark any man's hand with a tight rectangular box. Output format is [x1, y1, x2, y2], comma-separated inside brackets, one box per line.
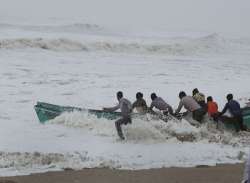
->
[217, 112, 222, 116]
[173, 112, 179, 116]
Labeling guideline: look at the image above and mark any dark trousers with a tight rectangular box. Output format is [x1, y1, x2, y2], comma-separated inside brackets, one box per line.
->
[199, 102, 208, 113]
[192, 108, 205, 122]
[210, 112, 219, 122]
[115, 116, 132, 140]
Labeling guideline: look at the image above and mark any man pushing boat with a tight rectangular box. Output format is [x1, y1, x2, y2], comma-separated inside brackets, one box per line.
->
[132, 92, 148, 114]
[149, 93, 173, 115]
[103, 91, 132, 140]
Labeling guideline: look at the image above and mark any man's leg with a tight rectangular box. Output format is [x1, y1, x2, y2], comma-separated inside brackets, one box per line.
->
[236, 115, 246, 131]
[192, 109, 203, 122]
[232, 117, 240, 132]
[115, 116, 131, 140]
[115, 118, 125, 140]
[211, 113, 219, 122]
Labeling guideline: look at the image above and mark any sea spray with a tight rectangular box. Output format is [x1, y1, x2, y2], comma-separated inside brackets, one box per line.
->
[49, 111, 250, 146]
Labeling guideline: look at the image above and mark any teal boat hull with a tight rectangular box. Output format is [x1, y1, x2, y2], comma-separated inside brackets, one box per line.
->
[34, 102, 122, 123]
[34, 102, 250, 131]
[221, 107, 250, 130]
[243, 107, 250, 128]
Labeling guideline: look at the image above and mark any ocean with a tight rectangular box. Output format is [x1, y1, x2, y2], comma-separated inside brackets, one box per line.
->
[0, 20, 250, 176]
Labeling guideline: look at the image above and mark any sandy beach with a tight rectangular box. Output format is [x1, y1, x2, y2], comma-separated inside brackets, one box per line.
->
[0, 163, 244, 183]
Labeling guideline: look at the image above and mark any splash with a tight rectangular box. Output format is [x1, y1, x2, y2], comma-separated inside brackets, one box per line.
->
[49, 111, 250, 146]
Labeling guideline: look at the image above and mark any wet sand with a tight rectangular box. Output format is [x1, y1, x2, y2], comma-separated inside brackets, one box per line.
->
[0, 163, 244, 183]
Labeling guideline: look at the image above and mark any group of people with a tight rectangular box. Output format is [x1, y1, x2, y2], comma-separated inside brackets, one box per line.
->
[103, 89, 246, 140]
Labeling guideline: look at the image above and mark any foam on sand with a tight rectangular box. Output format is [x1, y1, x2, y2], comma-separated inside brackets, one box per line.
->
[1, 21, 250, 177]
[1, 111, 249, 176]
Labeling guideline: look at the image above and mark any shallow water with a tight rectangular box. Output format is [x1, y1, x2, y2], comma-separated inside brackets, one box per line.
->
[0, 22, 250, 176]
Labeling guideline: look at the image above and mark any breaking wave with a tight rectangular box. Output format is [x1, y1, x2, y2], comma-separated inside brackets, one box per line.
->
[0, 38, 88, 51]
[0, 23, 102, 33]
[0, 33, 249, 55]
[49, 111, 250, 146]
[1, 111, 249, 176]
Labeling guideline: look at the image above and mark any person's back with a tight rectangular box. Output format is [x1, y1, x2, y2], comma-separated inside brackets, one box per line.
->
[150, 95, 173, 115]
[176, 91, 205, 122]
[133, 98, 147, 113]
[193, 88, 206, 109]
[175, 91, 205, 122]
[132, 92, 148, 113]
[119, 98, 132, 116]
[220, 93, 245, 132]
[151, 97, 169, 110]
[180, 96, 201, 112]
[193, 93, 205, 103]
[207, 96, 218, 116]
[227, 99, 241, 117]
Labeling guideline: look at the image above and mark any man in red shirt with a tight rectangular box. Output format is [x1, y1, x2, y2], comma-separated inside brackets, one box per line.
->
[207, 96, 218, 119]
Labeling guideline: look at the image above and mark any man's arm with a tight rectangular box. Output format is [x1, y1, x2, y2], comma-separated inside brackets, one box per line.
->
[220, 103, 228, 115]
[175, 101, 183, 114]
[103, 104, 119, 112]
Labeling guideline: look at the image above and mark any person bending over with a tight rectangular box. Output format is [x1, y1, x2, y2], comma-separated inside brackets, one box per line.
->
[149, 93, 173, 115]
[103, 91, 132, 140]
[192, 88, 207, 112]
[207, 96, 219, 121]
[175, 91, 205, 122]
[219, 93, 246, 132]
[132, 92, 148, 114]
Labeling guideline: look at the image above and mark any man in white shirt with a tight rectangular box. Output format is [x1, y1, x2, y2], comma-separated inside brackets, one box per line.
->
[103, 91, 132, 140]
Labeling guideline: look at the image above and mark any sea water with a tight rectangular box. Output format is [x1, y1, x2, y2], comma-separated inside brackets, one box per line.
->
[0, 18, 250, 176]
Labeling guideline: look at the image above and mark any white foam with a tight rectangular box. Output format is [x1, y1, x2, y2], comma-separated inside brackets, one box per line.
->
[0, 33, 249, 56]
[0, 38, 87, 51]
[1, 22, 250, 176]
[49, 111, 250, 147]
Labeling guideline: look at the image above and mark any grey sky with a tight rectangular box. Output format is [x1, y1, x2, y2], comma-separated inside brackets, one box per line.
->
[0, 0, 250, 36]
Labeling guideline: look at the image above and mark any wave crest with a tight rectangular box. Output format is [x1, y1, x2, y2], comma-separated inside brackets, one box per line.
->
[0, 38, 88, 51]
[0, 33, 247, 55]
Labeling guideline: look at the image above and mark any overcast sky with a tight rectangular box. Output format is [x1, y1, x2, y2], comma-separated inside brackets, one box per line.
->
[0, 0, 250, 36]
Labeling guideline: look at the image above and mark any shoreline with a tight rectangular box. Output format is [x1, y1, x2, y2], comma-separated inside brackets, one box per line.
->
[0, 163, 244, 183]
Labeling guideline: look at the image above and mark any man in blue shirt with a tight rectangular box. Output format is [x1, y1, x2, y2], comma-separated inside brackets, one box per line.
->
[219, 93, 246, 132]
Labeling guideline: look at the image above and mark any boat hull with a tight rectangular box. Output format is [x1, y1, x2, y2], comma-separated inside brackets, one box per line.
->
[34, 102, 122, 123]
[219, 107, 250, 130]
[34, 102, 250, 132]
